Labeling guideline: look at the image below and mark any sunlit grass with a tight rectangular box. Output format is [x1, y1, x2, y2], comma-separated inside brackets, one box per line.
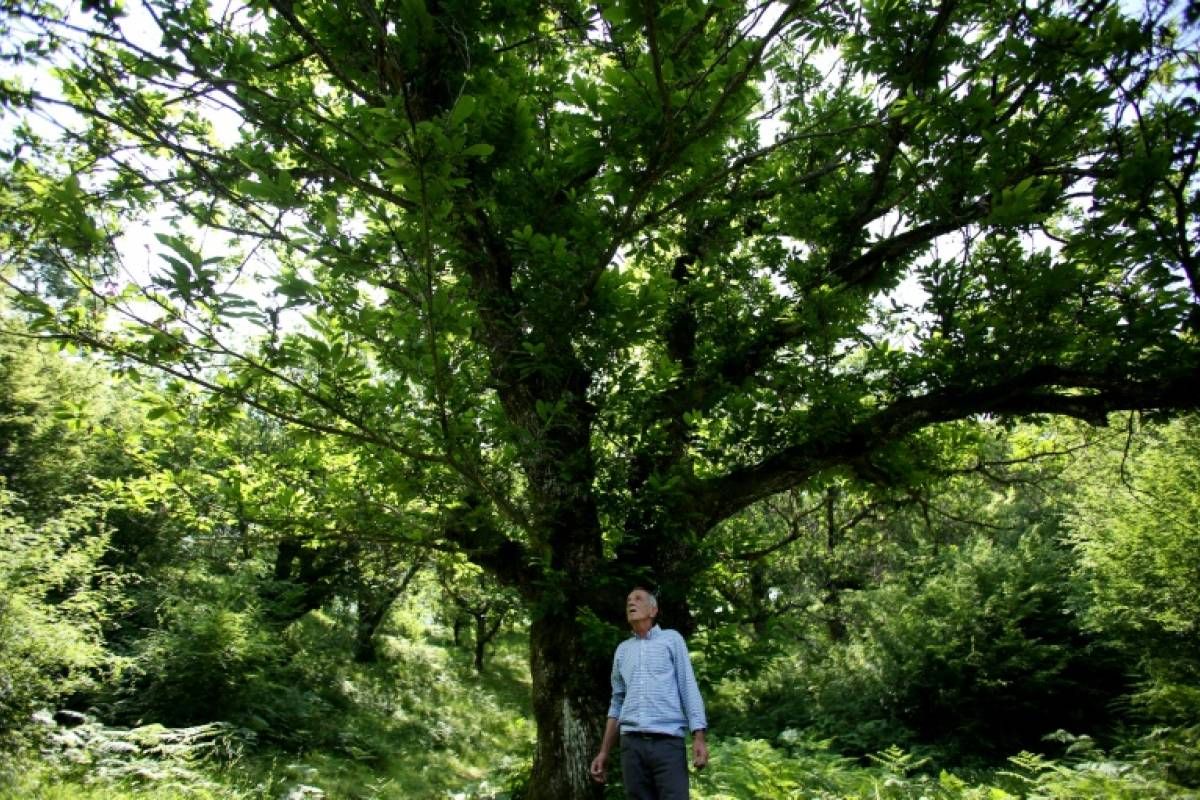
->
[237, 625, 535, 799]
[4, 618, 533, 800]
[7, 608, 1195, 800]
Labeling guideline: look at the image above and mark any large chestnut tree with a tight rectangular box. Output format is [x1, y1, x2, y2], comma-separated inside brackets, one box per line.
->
[2, 0, 1197, 795]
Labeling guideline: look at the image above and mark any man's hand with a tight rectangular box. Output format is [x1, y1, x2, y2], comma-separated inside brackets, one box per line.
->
[591, 718, 619, 784]
[692, 730, 709, 770]
[589, 751, 609, 784]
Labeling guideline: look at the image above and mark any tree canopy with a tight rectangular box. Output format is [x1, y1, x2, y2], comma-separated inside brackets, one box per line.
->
[2, 0, 1198, 796]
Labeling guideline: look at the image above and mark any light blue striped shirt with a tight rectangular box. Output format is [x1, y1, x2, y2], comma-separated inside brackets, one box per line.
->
[607, 625, 707, 737]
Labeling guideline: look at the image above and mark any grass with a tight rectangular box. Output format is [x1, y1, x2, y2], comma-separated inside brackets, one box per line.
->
[6, 608, 1197, 800]
[4, 615, 534, 800]
[239, 624, 537, 799]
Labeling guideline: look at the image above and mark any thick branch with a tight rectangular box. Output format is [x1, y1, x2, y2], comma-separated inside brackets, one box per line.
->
[442, 498, 539, 595]
[697, 365, 1200, 526]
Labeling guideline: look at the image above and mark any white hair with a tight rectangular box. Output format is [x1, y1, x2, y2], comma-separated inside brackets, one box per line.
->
[631, 587, 658, 610]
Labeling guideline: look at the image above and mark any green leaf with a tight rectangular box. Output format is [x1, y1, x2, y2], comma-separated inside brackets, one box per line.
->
[600, 2, 628, 25]
[146, 405, 171, 420]
[448, 95, 477, 127]
[462, 142, 494, 158]
[155, 234, 202, 268]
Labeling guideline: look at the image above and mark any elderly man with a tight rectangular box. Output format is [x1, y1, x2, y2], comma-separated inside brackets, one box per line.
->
[589, 587, 709, 799]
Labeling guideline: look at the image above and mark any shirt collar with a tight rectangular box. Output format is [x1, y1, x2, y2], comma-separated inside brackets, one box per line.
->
[631, 624, 662, 640]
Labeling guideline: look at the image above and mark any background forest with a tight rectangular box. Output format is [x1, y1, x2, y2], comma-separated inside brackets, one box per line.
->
[2, 0, 1200, 796]
[1, 316, 1198, 798]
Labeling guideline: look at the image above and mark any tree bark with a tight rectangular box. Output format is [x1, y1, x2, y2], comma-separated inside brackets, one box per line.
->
[352, 561, 422, 663]
[473, 611, 504, 673]
[353, 603, 386, 663]
[526, 608, 611, 800]
[473, 614, 487, 673]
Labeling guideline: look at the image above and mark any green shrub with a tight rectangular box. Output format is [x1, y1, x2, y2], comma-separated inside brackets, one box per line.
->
[0, 489, 117, 737]
[718, 528, 1124, 762]
[111, 569, 345, 748]
[1066, 417, 1200, 786]
[0, 730, 253, 800]
[690, 736, 1200, 800]
[822, 531, 1123, 759]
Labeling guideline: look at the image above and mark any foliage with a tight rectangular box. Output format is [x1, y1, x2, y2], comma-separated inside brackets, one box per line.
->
[0, 487, 119, 738]
[0, 323, 133, 520]
[112, 569, 338, 740]
[849, 532, 1118, 758]
[699, 420, 1124, 762]
[688, 736, 1199, 800]
[2, 593, 535, 800]
[1066, 415, 1200, 784]
[3, 0, 1200, 793]
[33, 711, 253, 786]
[7, 732, 1199, 800]
[715, 526, 1123, 761]
[996, 736, 1198, 800]
[437, 556, 523, 672]
[1068, 416, 1200, 665]
[7, 327, 1198, 797]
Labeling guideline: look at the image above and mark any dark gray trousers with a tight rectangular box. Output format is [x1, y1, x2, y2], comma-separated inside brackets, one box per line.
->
[620, 734, 689, 800]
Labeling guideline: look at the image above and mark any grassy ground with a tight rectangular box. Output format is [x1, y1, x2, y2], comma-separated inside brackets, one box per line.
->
[1, 623, 535, 800]
[5, 619, 1196, 800]
[261, 628, 536, 799]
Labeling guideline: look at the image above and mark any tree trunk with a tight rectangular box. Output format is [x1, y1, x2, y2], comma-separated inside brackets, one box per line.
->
[474, 615, 487, 673]
[525, 608, 610, 800]
[472, 612, 504, 673]
[353, 561, 422, 662]
[353, 608, 383, 663]
[263, 537, 345, 626]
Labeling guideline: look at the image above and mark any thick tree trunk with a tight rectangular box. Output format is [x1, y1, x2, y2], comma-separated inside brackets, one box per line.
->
[526, 609, 610, 800]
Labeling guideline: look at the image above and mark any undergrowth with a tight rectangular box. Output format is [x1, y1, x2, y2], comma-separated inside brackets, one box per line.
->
[2, 620, 534, 800]
[4, 619, 1196, 799]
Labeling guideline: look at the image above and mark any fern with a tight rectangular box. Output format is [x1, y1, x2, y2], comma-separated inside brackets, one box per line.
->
[867, 745, 930, 777]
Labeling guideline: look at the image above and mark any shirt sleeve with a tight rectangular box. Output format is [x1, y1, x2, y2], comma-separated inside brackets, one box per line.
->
[670, 631, 707, 733]
[607, 643, 626, 720]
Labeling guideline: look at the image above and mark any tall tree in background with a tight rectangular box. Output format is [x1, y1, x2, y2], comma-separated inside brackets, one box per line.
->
[2, 0, 1198, 795]
[1068, 416, 1200, 733]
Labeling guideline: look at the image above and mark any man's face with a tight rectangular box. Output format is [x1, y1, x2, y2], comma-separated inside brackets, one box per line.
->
[626, 589, 657, 624]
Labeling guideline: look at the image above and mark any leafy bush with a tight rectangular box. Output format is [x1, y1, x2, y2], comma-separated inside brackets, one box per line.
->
[997, 735, 1198, 800]
[0, 488, 118, 737]
[690, 736, 1199, 800]
[0, 713, 255, 800]
[833, 531, 1122, 759]
[719, 528, 1124, 762]
[1066, 416, 1200, 786]
[1068, 418, 1200, 652]
[111, 569, 345, 748]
